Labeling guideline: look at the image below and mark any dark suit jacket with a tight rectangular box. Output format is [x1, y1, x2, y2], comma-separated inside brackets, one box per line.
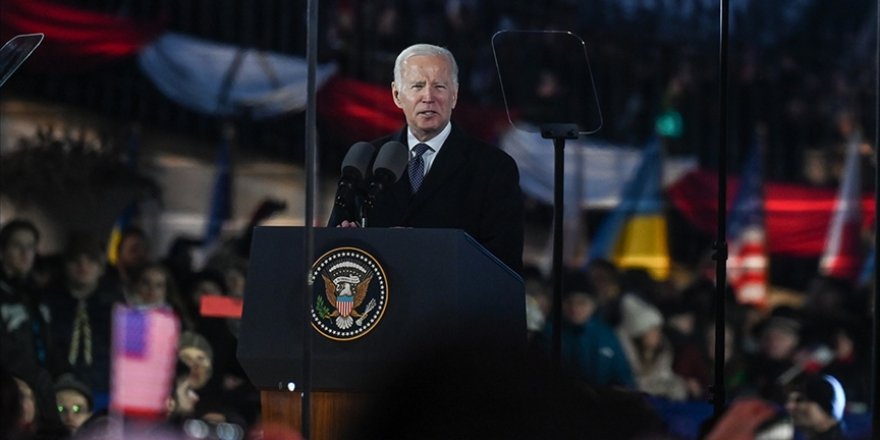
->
[330, 125, 524, 274]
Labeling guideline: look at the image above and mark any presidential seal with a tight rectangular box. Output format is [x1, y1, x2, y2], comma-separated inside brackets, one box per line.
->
[310, 247, 388, 341]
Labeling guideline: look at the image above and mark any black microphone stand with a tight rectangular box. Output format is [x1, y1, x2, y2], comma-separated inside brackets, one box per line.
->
[360, 193, 373, 228]
[361, 177, 389, 227]
[541, 123, 579, 368]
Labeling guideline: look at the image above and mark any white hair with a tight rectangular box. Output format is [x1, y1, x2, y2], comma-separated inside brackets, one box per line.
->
[393, 44, 459, 89]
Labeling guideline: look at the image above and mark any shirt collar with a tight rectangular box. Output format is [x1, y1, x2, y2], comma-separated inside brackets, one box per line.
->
[407, 122, 452, 154]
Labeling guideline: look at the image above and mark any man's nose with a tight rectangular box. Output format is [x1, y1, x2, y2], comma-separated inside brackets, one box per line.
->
[419, 87, 435, 101]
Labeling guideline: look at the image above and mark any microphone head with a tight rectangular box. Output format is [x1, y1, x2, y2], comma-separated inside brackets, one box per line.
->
[372, 141, 408, 183]
[341, 141, 376, 181]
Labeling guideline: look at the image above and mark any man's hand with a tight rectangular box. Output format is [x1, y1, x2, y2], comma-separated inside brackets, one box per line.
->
[338, 220, 361, 228]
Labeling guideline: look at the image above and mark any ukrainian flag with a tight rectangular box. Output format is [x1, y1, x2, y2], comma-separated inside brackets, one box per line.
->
[106, 129, 141, 265]
[588, 140, 669, 280]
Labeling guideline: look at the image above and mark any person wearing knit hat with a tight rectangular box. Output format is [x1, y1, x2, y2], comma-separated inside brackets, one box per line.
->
[616, 294, 687, 400]
[785, 373, 846, 439]
[54, 374, 94, 435]
[178, 331, 214, 391]
[544, 275, 635, 388]
[619, 294, 665, 338]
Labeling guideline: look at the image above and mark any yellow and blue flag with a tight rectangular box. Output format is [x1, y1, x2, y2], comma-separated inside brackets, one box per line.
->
[588, 140, 669, 280]
[106, 129, 140, 265]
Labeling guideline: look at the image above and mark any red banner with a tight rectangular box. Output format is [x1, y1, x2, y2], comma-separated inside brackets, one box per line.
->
[668, 170, 876, 257]
[1, 0, 162, 71]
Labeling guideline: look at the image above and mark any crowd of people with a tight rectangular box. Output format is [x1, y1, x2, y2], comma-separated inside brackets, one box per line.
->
[1, 212, 874, 439]
[1, 218, 260, 440]
[524, 259, 873, 438]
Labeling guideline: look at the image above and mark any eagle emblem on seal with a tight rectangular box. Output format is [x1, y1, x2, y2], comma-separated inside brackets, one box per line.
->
[320, 272, 372, 329]
[310, 247, 388, 340]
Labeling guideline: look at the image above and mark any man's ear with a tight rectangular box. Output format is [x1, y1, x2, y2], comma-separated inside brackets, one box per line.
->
[391, 83, 403, 109]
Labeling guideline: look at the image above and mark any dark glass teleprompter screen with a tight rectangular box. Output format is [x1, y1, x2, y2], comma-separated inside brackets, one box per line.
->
[492, 30, 602, 135]
[0, 33, 44, 88]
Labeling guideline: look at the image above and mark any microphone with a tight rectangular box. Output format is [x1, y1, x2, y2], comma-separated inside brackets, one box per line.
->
[335, 141, 375, 221]
[368, 141, 408, 200]
[360, 141, 408, 227]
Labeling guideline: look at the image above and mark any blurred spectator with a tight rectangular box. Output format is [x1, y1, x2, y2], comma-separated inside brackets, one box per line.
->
[584, 259, 622, 326]
[1, 367, 25, 440]
[818, 320, 870, 413]
[785, 374, 847, 440]
[186, 271, 249, 393]
[178, 332, 215, 392]
[45, 233, 124, 408]
[673, 320, 748, 401]
[0, 219, 69, 420]
[14, 375, 37, 436]
[178, 329, 259, 429]
[11, 373, 67, 439]
[616, 294, 687, 400]
[186, 270, 228, 325]
[54, 373, 94, 435]
[205, 254, 248, 300]
[522, 265, 549, 342]
[162, 237, 203, 301]
[110, 226, 151, 291]
[745, 308, 803, 403]
[130, 263, 194, 330]
[205, 253, 249, 342]
[542, 271, 634, 388]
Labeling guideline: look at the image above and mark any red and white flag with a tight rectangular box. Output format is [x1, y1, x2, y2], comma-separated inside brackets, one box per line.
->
[727, 138, 768, 307]
[110, 305, 180, 418]
[819, 135, 863, 280]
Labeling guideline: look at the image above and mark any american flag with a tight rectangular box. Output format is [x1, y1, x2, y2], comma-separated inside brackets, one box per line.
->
[819, 134, 863, 281]
[727, 138, 768, 307]
[110, 306, 180, 418]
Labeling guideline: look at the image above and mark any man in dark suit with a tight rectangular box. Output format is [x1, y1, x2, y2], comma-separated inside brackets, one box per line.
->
[333, 43, 524, 274]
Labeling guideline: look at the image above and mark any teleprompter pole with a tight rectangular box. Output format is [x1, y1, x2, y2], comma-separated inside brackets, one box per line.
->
[541, 123, 579, 367]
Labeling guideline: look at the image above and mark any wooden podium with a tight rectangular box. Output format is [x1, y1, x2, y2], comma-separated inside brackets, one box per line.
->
[260, 391, 368, 439]
[238, 227, 525, 439]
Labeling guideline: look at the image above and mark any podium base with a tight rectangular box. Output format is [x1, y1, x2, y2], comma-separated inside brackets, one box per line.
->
[261, 390, 368, 440]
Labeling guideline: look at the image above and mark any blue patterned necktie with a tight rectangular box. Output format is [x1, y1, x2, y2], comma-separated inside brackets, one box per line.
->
[408, 143, 432, 193]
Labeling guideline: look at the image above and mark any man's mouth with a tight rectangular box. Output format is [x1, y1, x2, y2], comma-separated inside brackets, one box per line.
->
[418, 110, 438, 117]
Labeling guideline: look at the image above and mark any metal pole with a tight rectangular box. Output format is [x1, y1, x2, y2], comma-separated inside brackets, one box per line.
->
[301, 0, 319, 436]
[552, 136, 565, 367]
[711, 0, 730, 420]
[542, 124, 577, 368]
[871, 0, 879, 433]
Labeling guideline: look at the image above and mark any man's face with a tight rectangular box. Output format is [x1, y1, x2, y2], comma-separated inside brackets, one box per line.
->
[2, 229, 37, 278]
[118, 235, 147, 270]
[392, 54, 458, 141]
[760, 327, 798, 361]
[562, 293, 595, 326]
[65, 254, 104, 291]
